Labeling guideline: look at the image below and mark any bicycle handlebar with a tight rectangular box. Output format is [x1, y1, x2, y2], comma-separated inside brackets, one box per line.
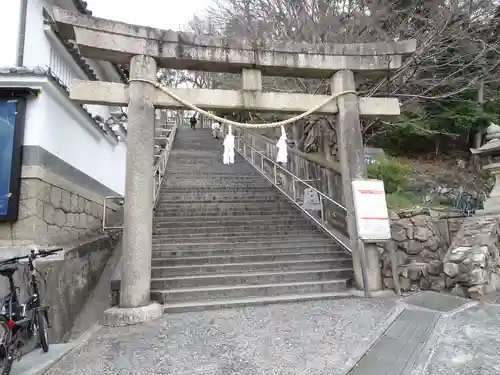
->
[31, 247, 63, 257]
[0, 247, 63, 266]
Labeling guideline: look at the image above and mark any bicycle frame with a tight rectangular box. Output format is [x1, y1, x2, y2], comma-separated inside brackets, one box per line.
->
[1, 277, 21, 324]
[0, 247, 61, 374]
[0, 251, 52, 335]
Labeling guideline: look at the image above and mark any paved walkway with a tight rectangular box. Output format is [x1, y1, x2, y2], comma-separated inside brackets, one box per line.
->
[44, 293, 500, 375]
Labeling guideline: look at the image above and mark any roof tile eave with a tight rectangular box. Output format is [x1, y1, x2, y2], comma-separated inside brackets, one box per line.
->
[72, 0, 129, 82]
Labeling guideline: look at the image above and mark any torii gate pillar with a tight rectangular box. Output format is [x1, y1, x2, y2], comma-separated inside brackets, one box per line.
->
[120, 55, 157, 309]
[102, 55, 163, 325]
[332, 70, 383, 292]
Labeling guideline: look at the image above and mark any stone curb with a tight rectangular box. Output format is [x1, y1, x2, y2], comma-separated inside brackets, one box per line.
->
[101, 303, 163, 327]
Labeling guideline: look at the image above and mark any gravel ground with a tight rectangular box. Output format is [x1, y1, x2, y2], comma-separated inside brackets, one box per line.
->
[421, 303, 500, 375]
[46, 298, 398, 375]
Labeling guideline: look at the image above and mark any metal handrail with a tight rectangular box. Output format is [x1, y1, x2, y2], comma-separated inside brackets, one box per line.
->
[248, 141, 346, 211]
[233, 135, 352, 253]
[102, 196, 124, 230]
[240, 128, 342, 173]
[102, 122, 178, 230]
[153, 123, 178, 207]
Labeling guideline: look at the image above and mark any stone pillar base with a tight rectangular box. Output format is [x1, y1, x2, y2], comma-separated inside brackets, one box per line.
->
[101, 303, 162, 327]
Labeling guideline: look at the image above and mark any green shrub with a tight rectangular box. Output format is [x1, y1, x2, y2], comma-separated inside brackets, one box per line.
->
[385, 191, 421, 210]
[367, 157, 413, 193]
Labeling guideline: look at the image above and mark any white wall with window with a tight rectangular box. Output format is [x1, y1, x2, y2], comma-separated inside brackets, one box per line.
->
[0, 0, 127, 196]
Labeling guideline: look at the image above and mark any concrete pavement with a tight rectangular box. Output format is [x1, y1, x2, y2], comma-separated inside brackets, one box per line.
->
[41, 293, 500, 375]
[46, 298, 399, 375]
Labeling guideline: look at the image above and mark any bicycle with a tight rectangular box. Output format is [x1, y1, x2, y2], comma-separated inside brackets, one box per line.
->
[0, 247, 63, 375]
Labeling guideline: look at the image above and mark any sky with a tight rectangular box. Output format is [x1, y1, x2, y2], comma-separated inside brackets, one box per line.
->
[85, 0, 213, 30]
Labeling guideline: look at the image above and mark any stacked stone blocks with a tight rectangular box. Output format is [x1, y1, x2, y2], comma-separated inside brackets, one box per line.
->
[379, 210, 466, 294]
[0, 177, 117, 247]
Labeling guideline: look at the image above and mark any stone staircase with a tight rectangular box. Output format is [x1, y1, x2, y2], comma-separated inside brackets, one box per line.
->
[151, 128, 354, 312]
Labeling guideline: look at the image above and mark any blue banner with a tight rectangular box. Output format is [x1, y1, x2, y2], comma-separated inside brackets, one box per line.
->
[0, 100, 17, 216]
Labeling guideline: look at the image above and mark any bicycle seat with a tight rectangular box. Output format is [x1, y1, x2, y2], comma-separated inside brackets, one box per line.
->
[0, 263, 18, 277]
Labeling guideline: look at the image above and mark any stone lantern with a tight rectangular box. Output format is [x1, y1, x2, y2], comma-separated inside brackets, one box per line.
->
[471, 123, 500, 215]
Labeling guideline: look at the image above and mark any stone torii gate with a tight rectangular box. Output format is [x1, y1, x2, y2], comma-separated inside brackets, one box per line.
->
[52, 7, 416, 322]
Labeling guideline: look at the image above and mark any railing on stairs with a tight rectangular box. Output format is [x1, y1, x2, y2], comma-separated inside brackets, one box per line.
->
[102, 120, 179, 230]
[232, 129, 352, 253]
[153, 124, 177, 206]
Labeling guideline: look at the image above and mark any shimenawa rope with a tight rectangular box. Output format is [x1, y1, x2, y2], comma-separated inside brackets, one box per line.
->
[128, 78, 357, 129]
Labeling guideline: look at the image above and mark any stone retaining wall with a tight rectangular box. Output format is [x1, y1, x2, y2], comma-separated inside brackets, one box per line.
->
[443, 215, 500, 299]
[0, 232, 120, 342]
[0, 166, 121, 247]
[380, 210, 466, 293]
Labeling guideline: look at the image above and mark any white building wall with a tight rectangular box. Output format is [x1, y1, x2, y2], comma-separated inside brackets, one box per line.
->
[0, 0, 22, 67]
[24, 0, 53, 68]
[16, 0, 127, 195]
[39, 93, 126, 195]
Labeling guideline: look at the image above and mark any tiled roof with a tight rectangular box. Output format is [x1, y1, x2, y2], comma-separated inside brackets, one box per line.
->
[72, 0, 129, 81]
[0, 66, 125, 141]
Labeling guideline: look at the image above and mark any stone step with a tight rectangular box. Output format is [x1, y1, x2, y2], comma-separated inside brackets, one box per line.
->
[151, 251, 347, 265]
[168, 169, 254, 174]
[153, 210, 301, 217]
[158, 191, 282, 201]
[153, 215, 306, 224]
[168, 159, 249, 165]
[165, 170, 259, 177]
[167, 165, 255, 170]
[151, 239, 337, 251]
[160, 291, 353, 313]
[153, 225, 319, 236]
[153, 219, 316, 235]
[154, 201, 292, 211]
[164, 176, 263, 182]
[151, 279, 350, 304]
[150, 268, 352, 289]
[156, 197, 289, 204]
[154, 206, 291, 215]
[152, 235, 333, 245]
[154, 212, 311, 223]
[165, 171, 258, 177]
[154, 208, 292, 216]
[163, 175, 269, 182]
[151, 259, 351, 277]
[161, 186, 278, 193]
[163, 180, 272, 187]
[167, 164, 257, 170]
[153, 228, 322, 243]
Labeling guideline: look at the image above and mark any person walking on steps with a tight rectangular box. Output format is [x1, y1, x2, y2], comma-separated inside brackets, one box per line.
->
[212, 121, 221, 139]
[190, 115, 197, 130]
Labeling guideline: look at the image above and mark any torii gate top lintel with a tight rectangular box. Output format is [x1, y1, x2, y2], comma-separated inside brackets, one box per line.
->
[52, 7, 416, 78]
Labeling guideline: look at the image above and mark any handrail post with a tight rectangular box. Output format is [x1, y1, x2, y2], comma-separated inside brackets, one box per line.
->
[102, 198, 107, 231]
[320, 196, 324, 225]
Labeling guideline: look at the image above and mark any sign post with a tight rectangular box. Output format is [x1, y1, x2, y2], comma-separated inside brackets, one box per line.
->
[351, 180, 391, 297]
[352, 179, 391, 241]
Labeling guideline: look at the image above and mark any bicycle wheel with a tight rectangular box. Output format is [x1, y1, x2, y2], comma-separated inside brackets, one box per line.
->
[36, 311, 49, 353]
[1, 359, 12, 375]
[0, 316, 12, 375]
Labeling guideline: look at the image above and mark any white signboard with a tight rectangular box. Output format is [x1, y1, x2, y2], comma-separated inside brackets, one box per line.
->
[352, 179, 391, 241]
[303, 188, 322, 211]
